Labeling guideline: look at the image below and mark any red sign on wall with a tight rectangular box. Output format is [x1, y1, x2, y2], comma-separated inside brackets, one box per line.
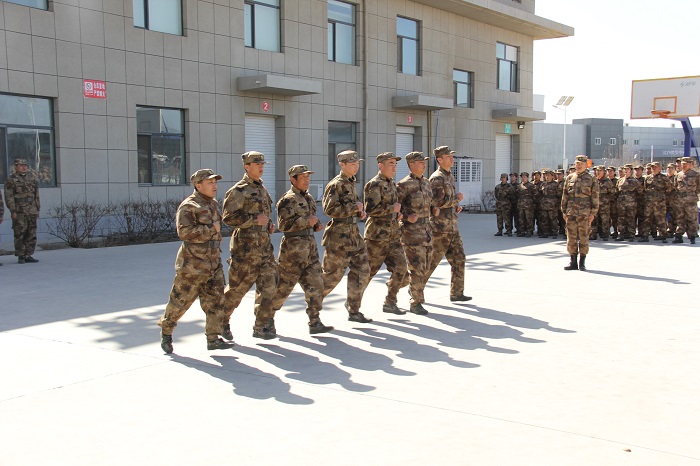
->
[83, 79, 106, 99]
[262, 101, 270, 112]
[407, 115, 413, 124]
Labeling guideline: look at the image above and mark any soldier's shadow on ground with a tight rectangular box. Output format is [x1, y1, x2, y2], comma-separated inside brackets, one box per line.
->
[169, 354, 314, 405]
[584, 269, 690, 284]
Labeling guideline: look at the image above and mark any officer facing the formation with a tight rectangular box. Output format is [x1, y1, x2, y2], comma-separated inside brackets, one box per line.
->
[640, 162, 672, 243]
[222, 151, 278, 339]
[271, 165, 333, 334]
[157, 169, 234, 354]
[427, 146, 471, 302]
[561, 155, 599, 271]
[673, 157, 700, 244]
[363, 152, 409, 315]
[494, 173, 515, 236]
[397, 151, 433, 315]
[322, 150, 372, 323]
[4, 159, 40, 263]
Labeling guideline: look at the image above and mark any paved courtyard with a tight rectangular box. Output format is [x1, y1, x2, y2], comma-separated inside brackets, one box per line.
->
[1, 213, 698, 465]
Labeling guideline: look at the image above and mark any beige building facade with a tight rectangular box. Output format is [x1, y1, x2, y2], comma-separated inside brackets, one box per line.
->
[0, 0, 572, 242]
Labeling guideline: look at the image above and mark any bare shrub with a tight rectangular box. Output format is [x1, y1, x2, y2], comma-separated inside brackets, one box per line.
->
[481, 191, 496, 212]
[47, 200, 114, 248]
[109, 199, 179, 244]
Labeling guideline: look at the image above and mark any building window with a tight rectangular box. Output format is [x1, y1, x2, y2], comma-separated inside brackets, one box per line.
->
[594, 137, 601, 145]
[328, 121, 356, 180]
[3, 0, 47, 9]
[328, 0, 355, 65]
[623, 139, 628, 145]
[133, 0, 182, 35]
[453, 69, 473, 107]
[634, 139, 640, 145]
[397, 17, 419, 75]
[245, 0, 281, 52]
[609, 138, 616, 145]
[0, 94, 55, 187]
[496, 42, 518, 92]
[137, 107, 185, 185]
[672, 140, 679, 146]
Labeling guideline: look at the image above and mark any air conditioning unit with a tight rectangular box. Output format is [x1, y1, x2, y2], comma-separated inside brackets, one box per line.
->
[308, 184, 324, 201]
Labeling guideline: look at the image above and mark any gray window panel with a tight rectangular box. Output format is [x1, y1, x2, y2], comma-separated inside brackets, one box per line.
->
[255, 0, 279, 6]
[147, 0, 182, 35]
[0, 95, 52, 127]
[253, 5, 280, 51]
[151, 135, 185, 185]
[328, 27, 335, 61]
[137, 107, 185, 185]
[328, 121, 356, 143]
[3, 0, 47, 8]
[335, 23, 355, 64]
[133, 0, 146, 28]
[453, 70, 470, 83]
[397, 17, 417, 39]
[244, 3, 253, 47]
[496, 42, 505, 59]
[7, 128, 55, 187]
[137, 134, 152, 184]
[505, 45, 517, 61]
[328, 0, 353, 23]
[401, 39, 418, 75]
[136, 108, 183, 134]
[456, 83, 470, 106]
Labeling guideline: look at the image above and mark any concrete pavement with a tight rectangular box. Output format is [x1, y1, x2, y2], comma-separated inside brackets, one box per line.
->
[1, 213, 699, 465]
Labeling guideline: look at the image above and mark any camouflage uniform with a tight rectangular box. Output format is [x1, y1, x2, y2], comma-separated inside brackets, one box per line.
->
[222, 166, 278, 334]
[539, 178, 560, 237]
[427, 164, 466, 298]
[516, 175, 536, 236]
[666, 168, 678, 236]
[494, 178, 515, 235]
[363, 166, 409, 307]
[158, 188, 226, 339]
[531, 175, 543, 235]
[591, 172, 614, 240]
[556, 171, 566, 235]
[397, 160, 432, 306]
[561, 161, 599, 257]
[641, 169, 672, 240]
[634, 171, 646, 236]
[607, 169, 619, 238]
[321, 162, 370, 314]
[4, 162, 40, 258]
[674, 161, 700, 240]
[509, 175, 520, 233]
[616, 173, 643, 240]
[272, 182, 325, 325]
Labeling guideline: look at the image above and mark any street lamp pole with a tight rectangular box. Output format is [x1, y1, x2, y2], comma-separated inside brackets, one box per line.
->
[553, 96, 574, 170]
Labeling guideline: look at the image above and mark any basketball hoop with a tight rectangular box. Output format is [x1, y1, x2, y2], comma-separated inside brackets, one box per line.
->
[651, 110, 672, 119]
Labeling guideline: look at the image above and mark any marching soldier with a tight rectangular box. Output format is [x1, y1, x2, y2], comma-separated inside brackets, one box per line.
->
[494, 173, 515, 236]
[561, 155, 599, 271]
[222, 151, 278, 340]
[4, 158, 40, 263]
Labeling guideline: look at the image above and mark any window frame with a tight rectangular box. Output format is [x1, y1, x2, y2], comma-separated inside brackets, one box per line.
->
[397, 16, 420, 76]
[328, 120, 357, 182]
[136, 106, 186, 186]
[328, 0, 356, 65]
[609, 138, 616, 145]
[496, 42, 518, 92]
[3, 0, 47, 9]
[453, 69, 474, 107]
[245, 0, 281, 52]
[594, 137, 602, 145]
[133, 0, 183, 36]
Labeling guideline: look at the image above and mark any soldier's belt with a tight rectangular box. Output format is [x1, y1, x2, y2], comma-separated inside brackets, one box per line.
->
[645, 192, 664, 197]
[185, 240, 220, 248]
[438, 207, 454, 217]
[334, 217, 357, 224]
[284, 228, 313, 237]
[414, 217, 430, 224]
[543, 195, 557, 199]
[372, 212, 398, 220]
[238, 225, 269, 236]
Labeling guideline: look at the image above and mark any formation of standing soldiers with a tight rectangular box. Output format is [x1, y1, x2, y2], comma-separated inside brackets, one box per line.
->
[158, 146, 472, 354]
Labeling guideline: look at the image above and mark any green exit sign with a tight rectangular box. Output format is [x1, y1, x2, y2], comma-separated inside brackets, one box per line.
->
[504, 123, 512, 134]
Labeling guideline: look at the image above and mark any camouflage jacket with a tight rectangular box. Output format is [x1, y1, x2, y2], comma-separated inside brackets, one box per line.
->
[539, 180, 560, 209]
[494, 182, 514, 205]
[597, 177, 616, 202]
[643, 173, 673, 200]
[634, 176, 646, 199]
[4, 171, 40, 215]
[676, 168, 700, 199]
[321, 172, 364, 248]
[363, 172, 401, 242]
[174, 191, 223, 275]
[617, 176, 643, 200]
[429, 167, 460, 234]
[532, 180, 543, 205]
[516, 182, 536, 206]
[608, 177, 619, 201]
[277, 185, 319, 233]
[222, 174, 273, 230]
[510, 181, 520, 203]
[397, 172, 432, 224]
[0, 189, 4, 219]
[561, 171, 599, 217]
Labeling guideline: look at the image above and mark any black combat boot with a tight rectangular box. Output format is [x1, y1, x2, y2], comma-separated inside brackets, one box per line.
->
[690, 236, 696, 244]
[672, 235, 684, 244]
[564, 255, 578, 271]
[494, 231, 503, 236]
[578, 254, 587, 271]
[638, 236, 649, 242]
[222, 323, 234, 341]
[160, 333, 173, 354]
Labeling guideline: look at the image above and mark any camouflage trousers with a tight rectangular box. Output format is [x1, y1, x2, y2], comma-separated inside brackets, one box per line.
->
[517, 203, 534, 235]
[666, 196, 678, 235]
[158, 268, 225, 338]
[565, 214, 592, 255]
[591, 204, 611, 238]
[642, 196, 667, 237]
[495, 201, 512, 233]
[224, 233, 278, 328]
[366, 238, 409, 305]
[635, 198, 645, 235]
[322, 241, 370, 313]
[12, 213, 37, 256]
[427, 231, 466, 298]
[610, 200, 619, 236]
[675, 195, 700, 237]
[617, 197, 637, 239]
[539, 204, 559, 236]
[272, 236, 324, 323]
[401, 226, 432, 305]
[510, 204, 519, 232]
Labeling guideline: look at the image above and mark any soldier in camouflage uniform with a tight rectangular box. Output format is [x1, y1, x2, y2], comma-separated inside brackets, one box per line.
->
[516, 172, 536, 237]
[363, 152, 409, 315]
[639, 162, 673, 243]
[606, 167, 619, 239]
[561, 155, 599, 271]
[222, 151, 278, 339]
[590, 166, 614, 241]
[322, 150, 372, 323]
[672, 157, 700, 244]
[509, 172, 520, 234]
[556, 169, 566, 236]
[531, 170, 543, 236]
[666, 163, 678, 236]
[0, 188, 3, 266]
[616, 164, 643, 242]
[4, 159, 40, 263]
[538, 169, 559, 238]
[271, 165, 333, 334]
[157, 169, 234, 354]
[633, 165, 646, 237]
[427, 146, 471, 302]
[494, 173, 515, 236]
[397, 151, 433, 315]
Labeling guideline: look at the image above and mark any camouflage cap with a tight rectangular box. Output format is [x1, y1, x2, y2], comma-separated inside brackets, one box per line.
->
[645, 163, 652, 167]
[405, 151, 429, 163]
[593, 165, 605, 170]
[510, 172, 519, 177]
[433, 145, 456, 157]
[376, 152, 401, 163]
[606, 166, 616, 171]
[556, 169, 565, 174]
[575, 155, 588, 163]
[532, 170, 541, 175]
[624, 163, 634, 169]
[242, 151, 269, 164]
[190, 168, 222, 184]
[500, 172, 509, 179]
[288, 164, 315, 177]
[680, 157, 694, 163]
[519, 171, 529, 177]
[14, 158, 28, 165]
[667, 163, 676, 168]
[543, 169, 554, 175]
[633, 164, 643, 170]
[337, 150, 363, 163]
[651, 161, 661, 167]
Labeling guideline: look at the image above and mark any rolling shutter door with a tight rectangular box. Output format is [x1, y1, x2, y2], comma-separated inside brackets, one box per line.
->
[395, 127, 415, 182]
[245, 116, 276, 202]
[495, 134, 512, 181]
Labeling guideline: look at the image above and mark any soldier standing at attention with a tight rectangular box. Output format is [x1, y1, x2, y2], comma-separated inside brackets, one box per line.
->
[271, 165, 333, 334]
[633, 165, 646, 237]
[672, 157, 700, 244]
[606, 166, 619, 239]
[666, 163, 679, 237]
[561, 155, 599, 271]
[322, 150, 372, 323]
[222, 151, 278, 340]
[616, 164, 643, 242]
[516, 172, 536, 237]
[157, 169, 234, 354]
[397, 151, 433, 315]
[494, 173, 515, 236]
[509, 172, 520, 234]
[4, 159, 40, 263]
[590, 166, 614, 241]
[363, 152, 409, 315]
[556, 169, 567, 237]
[0, 188, 4, 266]
[539, 169, 560, 238]
[427, 146, 471, 302]
[531, 170, 543, 236]
[639, 162, 672, 243]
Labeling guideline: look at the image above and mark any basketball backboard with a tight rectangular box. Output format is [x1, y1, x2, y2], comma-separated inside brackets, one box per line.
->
[630, 75, 700, 119]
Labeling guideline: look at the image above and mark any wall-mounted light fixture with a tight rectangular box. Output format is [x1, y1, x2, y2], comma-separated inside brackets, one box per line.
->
[517, 121, 525, 129]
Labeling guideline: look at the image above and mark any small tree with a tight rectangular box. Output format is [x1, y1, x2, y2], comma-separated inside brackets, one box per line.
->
[47, 200, 114, 247]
